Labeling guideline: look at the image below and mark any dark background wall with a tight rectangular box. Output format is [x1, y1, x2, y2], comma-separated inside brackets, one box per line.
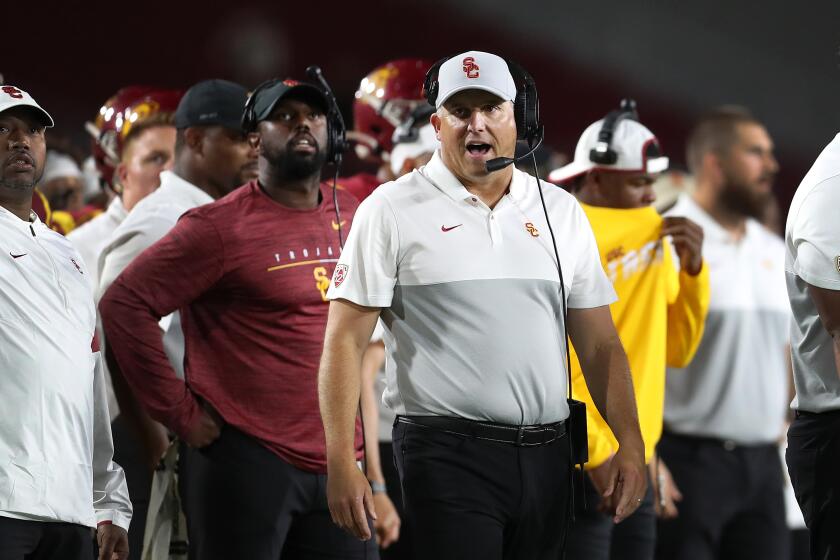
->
[5, 0, 839, 212]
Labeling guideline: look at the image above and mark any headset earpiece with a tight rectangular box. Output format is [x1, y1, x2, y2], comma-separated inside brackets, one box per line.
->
[423, 57, 449, 107]
[305, 66, 347, 167]
[589, 98, 639, 165]
[505, 59, 540, 145]
[241, 79, 282, 134]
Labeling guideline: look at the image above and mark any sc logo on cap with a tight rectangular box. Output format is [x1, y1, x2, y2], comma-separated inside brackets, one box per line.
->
[2, 86, 23, 99]
[462, 57, 480, 79]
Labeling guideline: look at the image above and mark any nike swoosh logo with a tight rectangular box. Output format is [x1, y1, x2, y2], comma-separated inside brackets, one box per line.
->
[10, 252, 27, 259]
[441, 224, 463, 232]
[331, 220, 346, 231]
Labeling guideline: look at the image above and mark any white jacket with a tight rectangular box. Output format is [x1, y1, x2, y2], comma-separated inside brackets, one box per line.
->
[0, 204, 132, 530]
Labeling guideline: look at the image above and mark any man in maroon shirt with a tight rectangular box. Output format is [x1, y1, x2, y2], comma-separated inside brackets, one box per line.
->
[99, 79, 374, 559]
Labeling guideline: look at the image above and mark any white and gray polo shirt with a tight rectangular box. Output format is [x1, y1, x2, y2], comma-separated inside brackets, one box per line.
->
[664, 195, 790, 444]
[327, 152, 616, 426]
[786, 133, 840, 413]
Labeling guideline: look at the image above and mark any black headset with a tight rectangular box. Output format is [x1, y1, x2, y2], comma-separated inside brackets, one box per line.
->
[588, 98, 639, 165]
[241, 70, 347, 166]
[422, 55, 542, 147]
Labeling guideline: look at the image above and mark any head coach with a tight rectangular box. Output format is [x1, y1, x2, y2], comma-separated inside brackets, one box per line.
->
[318, 50, 647, 559]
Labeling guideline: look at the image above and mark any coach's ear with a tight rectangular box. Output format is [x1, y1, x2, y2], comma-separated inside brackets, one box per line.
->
[431, 112, 442, 141]
[184, 127, 206, 156]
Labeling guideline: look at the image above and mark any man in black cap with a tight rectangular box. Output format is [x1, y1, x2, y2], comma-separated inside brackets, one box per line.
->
[100, 77, 371, 559]
[96, 78, 258, 558]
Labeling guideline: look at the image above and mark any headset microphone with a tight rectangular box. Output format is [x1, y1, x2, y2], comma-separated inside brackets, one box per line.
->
[305, 65, 348, 168]
[304, 65, 347, 248]
[485, 126, 544, 173]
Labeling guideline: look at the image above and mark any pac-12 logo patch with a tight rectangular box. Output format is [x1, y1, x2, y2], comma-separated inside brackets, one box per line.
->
[462, 57, 480, 79]
[835, 256, 840, 274]
[333, 264, 349, 288]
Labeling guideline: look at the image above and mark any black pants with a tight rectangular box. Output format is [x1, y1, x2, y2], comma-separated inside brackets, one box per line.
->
[179, 425, 377, 560]
[392, 420, 571, 560]
[0, 517, 92, 560]
[111, 415, 152, 560]
[379, 441, 413, 560]
[656, 432, 789, 560]
[566, 471, 655, 560]
[786, 410, 840, 560]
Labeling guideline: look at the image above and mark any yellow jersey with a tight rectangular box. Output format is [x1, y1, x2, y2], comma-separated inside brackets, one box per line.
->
[572, 203, 710, 468]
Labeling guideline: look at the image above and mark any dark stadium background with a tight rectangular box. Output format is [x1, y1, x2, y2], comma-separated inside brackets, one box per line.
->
[4, 0, 839, 212]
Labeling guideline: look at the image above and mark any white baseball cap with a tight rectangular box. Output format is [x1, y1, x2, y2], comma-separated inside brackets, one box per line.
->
[42, 151, 83, 184]
[548, 118, 668, 184]
[0, 85, 54, 127]
[434, 51, 516, 109]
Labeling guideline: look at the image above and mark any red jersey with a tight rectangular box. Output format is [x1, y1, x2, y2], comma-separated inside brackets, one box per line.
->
[338, 172, 382, 202]
[100, 181, 361, 473]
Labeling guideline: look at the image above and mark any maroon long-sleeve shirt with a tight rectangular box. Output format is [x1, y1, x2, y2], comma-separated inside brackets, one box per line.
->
[100, 181, 362, 473]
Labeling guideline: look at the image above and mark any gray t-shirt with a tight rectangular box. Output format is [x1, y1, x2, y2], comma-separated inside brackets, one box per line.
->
[786, 134, 840, 412]
[664, 195, 790, 444]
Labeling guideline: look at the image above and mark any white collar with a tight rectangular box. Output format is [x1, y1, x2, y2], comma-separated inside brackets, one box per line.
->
[156, 170, 214, 207]
[421, 150, 528, 204]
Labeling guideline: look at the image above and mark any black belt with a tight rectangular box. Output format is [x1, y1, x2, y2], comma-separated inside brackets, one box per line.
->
[397, 415, 567, 447]
[794, 409, 840, 419]
[662, 430, 772, 452]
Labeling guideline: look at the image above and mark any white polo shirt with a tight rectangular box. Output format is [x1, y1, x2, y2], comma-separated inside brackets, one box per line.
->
[665, 195, 790, 444]
[0, 205, 131, 530]
[68, 197, 128, 420]
[327, 152, 616, 425]
[67, 197, 127, 292]
[786, 133, 840, 412]
[98, 171, 214, 383]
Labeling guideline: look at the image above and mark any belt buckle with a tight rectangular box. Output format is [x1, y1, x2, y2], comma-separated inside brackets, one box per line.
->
[516, 426, 525, 446]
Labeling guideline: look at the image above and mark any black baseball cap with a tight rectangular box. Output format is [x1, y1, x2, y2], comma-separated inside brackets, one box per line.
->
[251, 79, 329, 125]
[174, 79, 249, 131]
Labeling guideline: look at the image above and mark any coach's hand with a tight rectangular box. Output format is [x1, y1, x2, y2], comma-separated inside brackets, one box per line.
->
[183, 406, 222, 448]
[652, 458, 682, 519]
[661, 216, 704, 276]
[601, 443, 647, 524]
[587, 455, 618, 513]
[327, 462, 376, 541]
[97, 523, 129, 560]
[373, 491, 401, 548]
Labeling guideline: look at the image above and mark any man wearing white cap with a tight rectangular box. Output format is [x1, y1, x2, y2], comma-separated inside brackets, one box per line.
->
[39, 150, 84, 213]
[319, 51, 646, 559]
[0, 86, 131, 559]
[550, 102, 709, 560]
[656, 107, 789, 560]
